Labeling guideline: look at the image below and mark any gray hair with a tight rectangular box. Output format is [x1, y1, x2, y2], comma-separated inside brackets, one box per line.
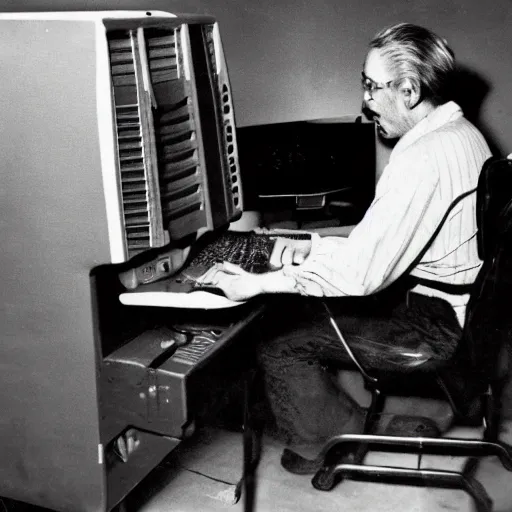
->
[370, 23, 455, 104]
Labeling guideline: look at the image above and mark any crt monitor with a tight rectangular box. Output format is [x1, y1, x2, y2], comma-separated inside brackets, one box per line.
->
[236, 119, 376, 224]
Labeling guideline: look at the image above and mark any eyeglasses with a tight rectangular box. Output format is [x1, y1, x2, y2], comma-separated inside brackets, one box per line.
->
[361, 72, 395, 98]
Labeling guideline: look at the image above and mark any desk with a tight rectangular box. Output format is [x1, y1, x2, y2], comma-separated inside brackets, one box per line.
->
[100, 300, 265, 510]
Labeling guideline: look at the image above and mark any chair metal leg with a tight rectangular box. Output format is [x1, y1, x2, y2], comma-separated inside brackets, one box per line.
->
[363, 385, 386, 435]
[352, 385, 385, 466]
[312, 433, 512, 471]
[483, 384, 499, 441]
[312, 431, 512, 510]
[314, 463, 493, 512]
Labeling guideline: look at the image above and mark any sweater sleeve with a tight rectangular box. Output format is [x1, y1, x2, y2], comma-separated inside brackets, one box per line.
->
[281, 148, 442, 296]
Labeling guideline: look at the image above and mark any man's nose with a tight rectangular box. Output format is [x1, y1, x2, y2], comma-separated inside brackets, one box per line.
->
[363, 89, 373, 102]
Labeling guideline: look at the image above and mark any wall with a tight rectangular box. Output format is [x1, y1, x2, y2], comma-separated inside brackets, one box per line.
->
[3, 0, 510, 160]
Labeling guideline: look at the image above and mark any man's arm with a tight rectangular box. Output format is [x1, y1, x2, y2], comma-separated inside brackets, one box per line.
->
[280, 153, 441, 296]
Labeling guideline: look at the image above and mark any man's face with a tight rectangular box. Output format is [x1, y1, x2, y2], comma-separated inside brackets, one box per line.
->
[362, 49, 411, 140]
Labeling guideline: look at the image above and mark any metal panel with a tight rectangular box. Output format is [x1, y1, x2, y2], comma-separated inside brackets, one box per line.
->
[0, 20, 110, 511]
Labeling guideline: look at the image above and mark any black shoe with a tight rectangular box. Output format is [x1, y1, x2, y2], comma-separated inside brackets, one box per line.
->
[280, 447, 324, 475]
[383, 415, 441, 437]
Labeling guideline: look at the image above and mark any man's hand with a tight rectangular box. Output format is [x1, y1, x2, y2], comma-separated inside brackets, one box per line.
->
[269, 237, 312, 269]
[195, 262, 265, 301]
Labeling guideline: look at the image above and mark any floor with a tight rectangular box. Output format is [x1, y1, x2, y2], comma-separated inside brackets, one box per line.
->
[125, 422, 512, 512]
[1, 422, 511, 512]
[2, 370, 512, 512]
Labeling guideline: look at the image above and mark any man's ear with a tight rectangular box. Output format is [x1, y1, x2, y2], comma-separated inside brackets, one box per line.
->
[399, 77, 421, 110]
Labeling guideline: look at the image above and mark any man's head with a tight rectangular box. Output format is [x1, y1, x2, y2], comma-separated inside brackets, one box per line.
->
[362, 23, 455, 139]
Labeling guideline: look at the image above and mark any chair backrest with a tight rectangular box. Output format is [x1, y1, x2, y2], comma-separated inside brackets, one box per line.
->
[463, 157, 512, 383]
[477, 156, 512, 260]
[435, 157, 512, 418]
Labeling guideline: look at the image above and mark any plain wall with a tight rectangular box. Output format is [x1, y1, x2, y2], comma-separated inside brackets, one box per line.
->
[3, 0, 510, 160]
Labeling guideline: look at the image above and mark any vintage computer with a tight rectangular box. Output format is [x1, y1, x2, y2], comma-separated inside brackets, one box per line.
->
[0, 10, 376, 511]
[0, 10, 250, 512]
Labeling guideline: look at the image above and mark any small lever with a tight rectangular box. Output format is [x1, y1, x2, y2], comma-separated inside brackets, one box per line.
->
[160, 328, 190, 350]
[148, 327, 195, 369]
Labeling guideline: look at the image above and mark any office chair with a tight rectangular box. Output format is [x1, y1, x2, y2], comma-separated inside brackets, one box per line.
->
[283, 156, 512, 512]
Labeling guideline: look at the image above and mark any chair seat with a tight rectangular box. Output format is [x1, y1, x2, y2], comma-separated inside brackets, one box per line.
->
[343, 336, 442, 372]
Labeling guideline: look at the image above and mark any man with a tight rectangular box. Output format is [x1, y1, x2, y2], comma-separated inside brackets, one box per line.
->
[198, 23, 492, 464]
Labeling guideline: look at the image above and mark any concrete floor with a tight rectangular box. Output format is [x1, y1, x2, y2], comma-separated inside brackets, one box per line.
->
[126, 423, 512, 512]
[2, 418, 511, 511]
[122, 369, 512, 512]
[3, 367, 511, 512]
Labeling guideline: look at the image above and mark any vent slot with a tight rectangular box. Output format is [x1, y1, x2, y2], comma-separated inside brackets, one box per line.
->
[159, 150, 198, 180]
[161, 161, 198, 184]
[146, 32, 179, 83]
[142, 27, 209, 240]
[109, 26, 220, 251]
[159, 146, 202, 226]
[162, 183, 201, 203]
[116, 104, 150, 250]
[108, 31, 158, 258]
[109, 36, 136, 87]
[158, 130, 195, 151]
[164, 202, 203, 222]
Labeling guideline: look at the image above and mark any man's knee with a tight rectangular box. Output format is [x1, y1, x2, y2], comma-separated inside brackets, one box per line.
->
[257, 333, 300, 365]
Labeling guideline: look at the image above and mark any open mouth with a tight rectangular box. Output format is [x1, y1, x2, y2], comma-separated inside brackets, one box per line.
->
[362, 106, 387, 135]
[362, 105, 376, 121]
[371, 114, 386, 135]
[362, 106, 381, 125]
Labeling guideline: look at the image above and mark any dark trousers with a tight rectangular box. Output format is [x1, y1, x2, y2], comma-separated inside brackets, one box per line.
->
[257, 284, 462, 445]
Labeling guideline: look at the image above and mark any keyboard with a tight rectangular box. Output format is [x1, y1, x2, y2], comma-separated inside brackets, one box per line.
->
[187, 230, 310, 274]
[119, 230, 312, 291]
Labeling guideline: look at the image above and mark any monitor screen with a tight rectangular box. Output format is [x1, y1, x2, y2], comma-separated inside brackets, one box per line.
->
[236, 119, 376, 219]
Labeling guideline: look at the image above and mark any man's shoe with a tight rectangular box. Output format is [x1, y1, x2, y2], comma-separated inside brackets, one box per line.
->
[280, 447, 323, 475]
[382, 414, 441, 437]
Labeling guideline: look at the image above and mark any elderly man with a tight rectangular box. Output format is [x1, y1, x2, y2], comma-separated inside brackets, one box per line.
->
[198, 23, 492, 464]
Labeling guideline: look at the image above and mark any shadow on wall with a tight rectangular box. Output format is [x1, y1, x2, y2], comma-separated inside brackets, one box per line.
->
[450, 65, 503, 157]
